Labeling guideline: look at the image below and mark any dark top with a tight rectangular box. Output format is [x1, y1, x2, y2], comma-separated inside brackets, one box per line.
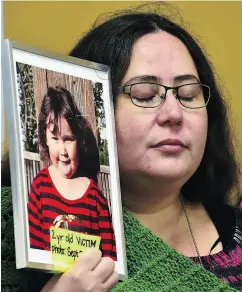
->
[193, 205, 242, 290]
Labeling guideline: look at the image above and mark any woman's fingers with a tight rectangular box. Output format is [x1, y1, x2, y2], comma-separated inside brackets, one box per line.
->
[103, 270, 119, 291]
[71, 248, 102, 272]
[41, 249, 118, 292]
[41, 275, 61, 292]
[93, 256, 115, 282]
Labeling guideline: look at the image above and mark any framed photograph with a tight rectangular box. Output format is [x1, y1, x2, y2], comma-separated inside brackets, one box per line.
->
[2, 39, 127, 280]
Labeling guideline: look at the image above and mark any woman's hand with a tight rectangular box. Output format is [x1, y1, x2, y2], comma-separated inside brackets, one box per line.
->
[41, 249, 119, 292]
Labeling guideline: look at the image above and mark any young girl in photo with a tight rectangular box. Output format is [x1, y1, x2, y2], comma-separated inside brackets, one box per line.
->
[28, 86, 117, 261]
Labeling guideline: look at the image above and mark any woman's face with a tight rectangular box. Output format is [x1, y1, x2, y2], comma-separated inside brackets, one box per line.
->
[46, 115, 79, 179]
[115, 31, 208, 185]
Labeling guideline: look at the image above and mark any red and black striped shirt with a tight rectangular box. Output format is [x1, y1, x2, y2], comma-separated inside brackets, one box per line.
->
[28, 168, 117, 260]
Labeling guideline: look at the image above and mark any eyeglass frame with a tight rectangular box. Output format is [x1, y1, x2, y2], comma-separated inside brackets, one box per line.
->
[118, 82, 211, 109]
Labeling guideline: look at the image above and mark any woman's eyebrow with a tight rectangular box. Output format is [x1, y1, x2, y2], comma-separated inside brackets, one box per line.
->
[123, 74, 199, 86]
[123, 75, 160, 86]
[174, 74, 200, 83]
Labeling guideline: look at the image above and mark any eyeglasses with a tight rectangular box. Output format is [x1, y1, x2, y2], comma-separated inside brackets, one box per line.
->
[118, 82, 211, 109]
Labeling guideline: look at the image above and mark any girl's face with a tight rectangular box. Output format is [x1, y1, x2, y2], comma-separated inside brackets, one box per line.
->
[115, 31, 208, 186]
[46, 115, 79, 179]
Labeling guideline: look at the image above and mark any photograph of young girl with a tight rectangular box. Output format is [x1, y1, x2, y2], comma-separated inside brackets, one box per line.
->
[16, 62, 117, 261]
[28, 86, 117, 260]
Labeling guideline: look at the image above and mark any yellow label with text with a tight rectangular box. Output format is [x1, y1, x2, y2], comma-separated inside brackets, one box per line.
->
[50, 226, 101, 272]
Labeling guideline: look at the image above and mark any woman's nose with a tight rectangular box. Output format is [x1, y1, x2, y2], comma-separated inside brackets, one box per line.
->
[156, 90, 183, 126]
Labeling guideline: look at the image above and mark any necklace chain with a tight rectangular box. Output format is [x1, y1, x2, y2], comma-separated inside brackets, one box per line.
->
[180, 194, 204, 268]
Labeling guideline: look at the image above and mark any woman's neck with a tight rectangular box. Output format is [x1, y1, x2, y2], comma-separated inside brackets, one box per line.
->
[121, 173, 183, 211]
[121, 174, 184, 235]
[121, 177, 221, 257]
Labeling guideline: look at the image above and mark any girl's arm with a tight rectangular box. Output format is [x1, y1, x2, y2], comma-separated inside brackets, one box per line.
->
[28, 175, 45, 249]
[97, 192, 117, 261]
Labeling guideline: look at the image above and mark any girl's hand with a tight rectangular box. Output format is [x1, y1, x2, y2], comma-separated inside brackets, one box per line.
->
[41, 249, 119, 292]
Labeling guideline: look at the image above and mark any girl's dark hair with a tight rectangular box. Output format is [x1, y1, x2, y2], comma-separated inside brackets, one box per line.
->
[38, 86, 100, 183]
[70, 7, 240, 206]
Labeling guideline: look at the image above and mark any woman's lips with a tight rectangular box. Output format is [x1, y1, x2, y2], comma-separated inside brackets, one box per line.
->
[151, 139, 187, 153]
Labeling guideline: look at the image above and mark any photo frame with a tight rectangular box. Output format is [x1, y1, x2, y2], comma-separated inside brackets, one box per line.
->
[2, 39, 127, 280]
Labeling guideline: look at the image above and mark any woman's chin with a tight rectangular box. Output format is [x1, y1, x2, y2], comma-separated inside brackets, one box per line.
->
[146, 166, 193, 183]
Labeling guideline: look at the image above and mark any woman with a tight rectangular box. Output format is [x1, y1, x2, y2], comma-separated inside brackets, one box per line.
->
[44, 8, 242, 291]
[2, 5, 241, 292]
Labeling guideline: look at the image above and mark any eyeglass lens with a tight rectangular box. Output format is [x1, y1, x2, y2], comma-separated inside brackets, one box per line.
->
[130, 83, 209, 108]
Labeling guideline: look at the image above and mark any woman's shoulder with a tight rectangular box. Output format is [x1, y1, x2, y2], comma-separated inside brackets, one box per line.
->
[206, 203, 241, 245]
[200, 205, 242, 290]
[222, 205, 242, 246]
[224, 204, 242, 235]
[235, 204, 242, 217]
[234, 206, 242, 240]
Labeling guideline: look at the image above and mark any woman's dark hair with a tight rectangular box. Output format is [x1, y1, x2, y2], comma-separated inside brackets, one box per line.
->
[70, 5, 240, 206]
[38, 86, 100, 183]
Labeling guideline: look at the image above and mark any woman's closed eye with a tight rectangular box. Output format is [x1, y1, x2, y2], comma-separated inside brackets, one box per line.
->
[133, 95, 155, 103]
[178, 96, 195, 102]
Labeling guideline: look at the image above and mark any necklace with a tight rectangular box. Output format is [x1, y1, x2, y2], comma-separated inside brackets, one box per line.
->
[180, 194, 204, 268]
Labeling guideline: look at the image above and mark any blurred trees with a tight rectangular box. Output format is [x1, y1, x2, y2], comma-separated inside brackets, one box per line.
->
[93, 82, 109, 166]
[17, 63, 38, 152]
